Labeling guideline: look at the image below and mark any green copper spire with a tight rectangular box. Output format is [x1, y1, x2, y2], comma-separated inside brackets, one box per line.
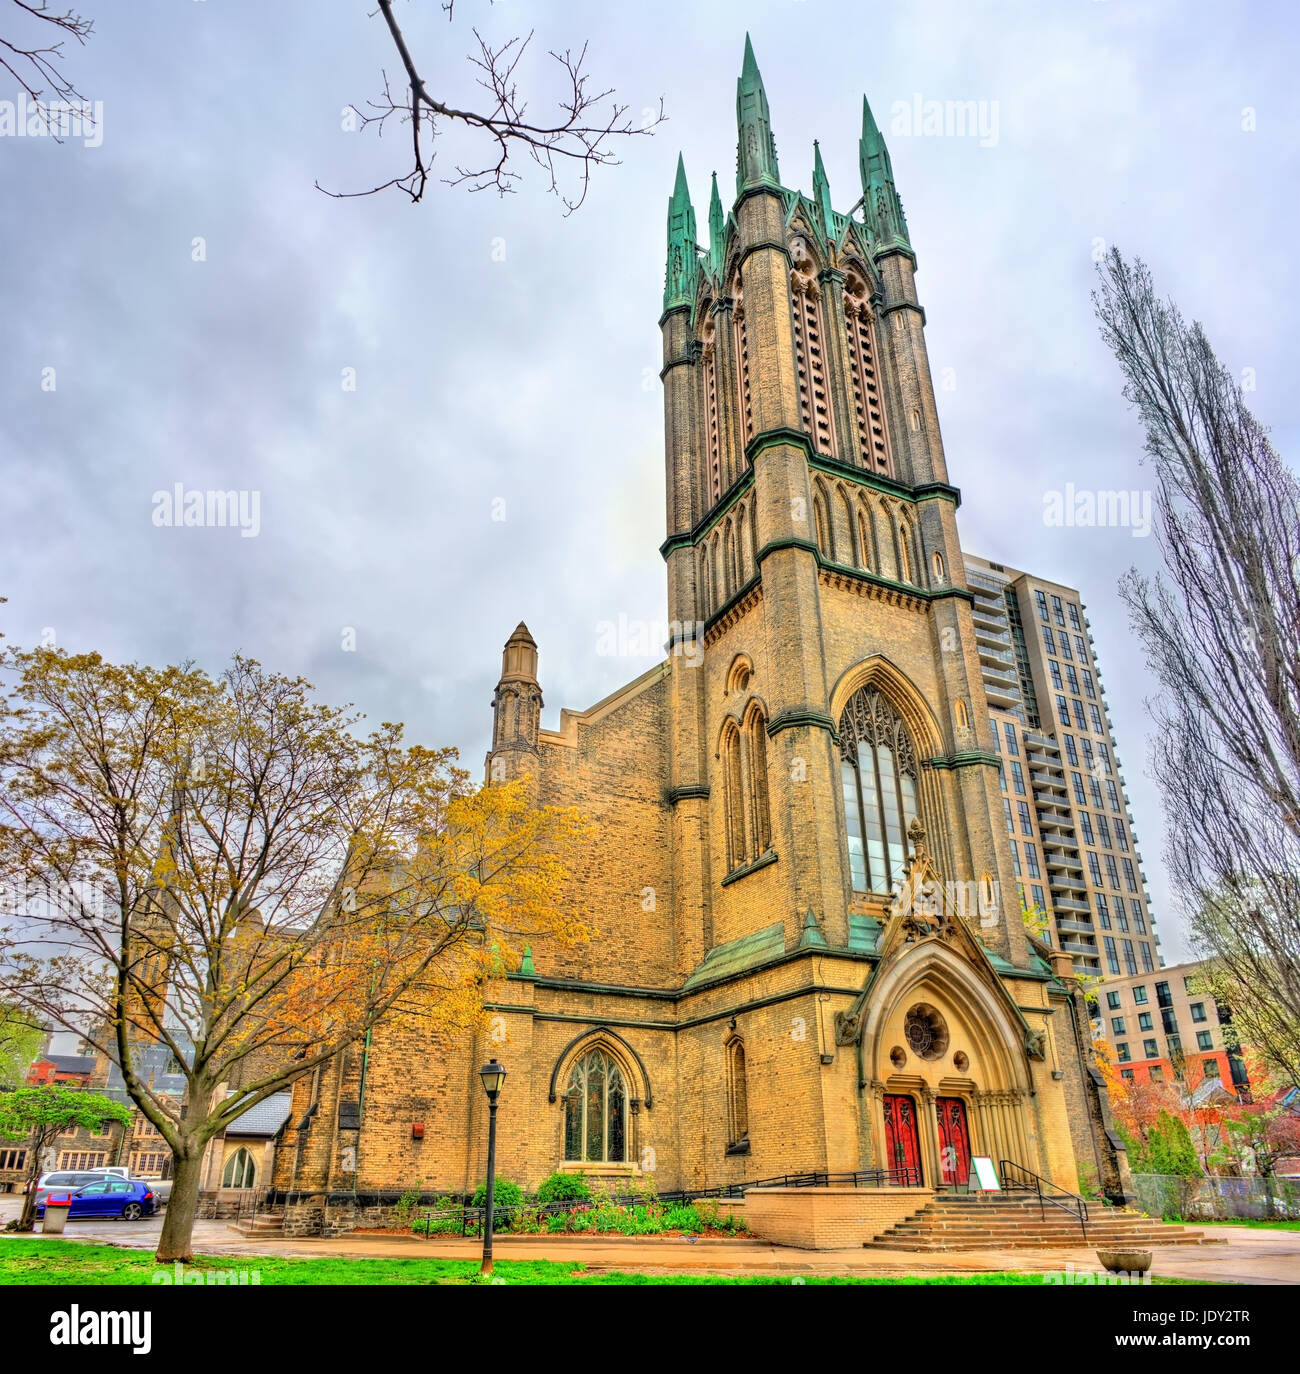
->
[735, 34, 779, 195]
[707, 171, 725, 279]
[663, 153, 698, 311]
[519, 944, 535, 977]
[811, 140, 835, 242]
[859, 94, 911, 252]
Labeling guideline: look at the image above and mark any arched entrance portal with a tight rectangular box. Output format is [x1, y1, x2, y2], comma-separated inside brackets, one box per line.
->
[861, 941, 1036, 1189]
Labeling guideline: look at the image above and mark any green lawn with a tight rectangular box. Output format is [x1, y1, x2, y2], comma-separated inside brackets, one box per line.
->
[0, 1239, 1204, 1285]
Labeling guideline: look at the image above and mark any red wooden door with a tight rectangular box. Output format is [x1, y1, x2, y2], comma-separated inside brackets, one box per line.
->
[936, 1096, 972, 1187]
[882, 1094, 922, 1184]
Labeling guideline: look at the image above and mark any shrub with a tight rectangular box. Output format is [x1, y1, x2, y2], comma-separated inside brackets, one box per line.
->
[470, 1179, 523, 1210]
[535, 1170, 592, 1204]
[391, 1189, 423, 1226]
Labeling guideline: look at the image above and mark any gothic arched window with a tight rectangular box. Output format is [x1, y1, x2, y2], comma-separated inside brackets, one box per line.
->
[745, 707, 772, 857]
[722, 721, 746, 870]
[727, 1039, 749, 1147]
[222, 1147, 256, 1189]
[839, 688, 920, 893]
[563, 1049, 627, 1163]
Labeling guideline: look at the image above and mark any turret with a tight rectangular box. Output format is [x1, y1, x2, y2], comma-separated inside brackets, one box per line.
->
[859, 95, 911, 255]
[489, 623, 542, 770]
[663, 153, 698, 313]
[735, 33, 779, 195]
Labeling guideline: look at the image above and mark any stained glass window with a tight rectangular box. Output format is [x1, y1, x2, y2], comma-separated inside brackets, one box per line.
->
[563, 1050, 627, 1164]
[839, 688, 919, 894]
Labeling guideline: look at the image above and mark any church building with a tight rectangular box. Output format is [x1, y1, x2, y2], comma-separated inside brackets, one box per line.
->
[274, 39, 1129, 1233]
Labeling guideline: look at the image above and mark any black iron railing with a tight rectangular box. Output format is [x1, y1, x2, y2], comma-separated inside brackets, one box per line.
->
[998, 1159, 1088, 1238]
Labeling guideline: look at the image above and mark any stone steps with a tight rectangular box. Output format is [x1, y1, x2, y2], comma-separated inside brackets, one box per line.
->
[230, 1210, 286, 1238]
[864, 1195, 1219, 1251]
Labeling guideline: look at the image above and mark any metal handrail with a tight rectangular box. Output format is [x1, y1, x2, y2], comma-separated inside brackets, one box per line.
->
[998, 1158, 1088, 1238]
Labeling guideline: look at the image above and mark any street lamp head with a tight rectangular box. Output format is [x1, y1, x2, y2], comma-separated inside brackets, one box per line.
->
[479, 1058, 507, 1100]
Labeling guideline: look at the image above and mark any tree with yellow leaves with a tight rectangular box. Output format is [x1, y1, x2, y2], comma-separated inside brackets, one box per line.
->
[0, 648, 589, 1261]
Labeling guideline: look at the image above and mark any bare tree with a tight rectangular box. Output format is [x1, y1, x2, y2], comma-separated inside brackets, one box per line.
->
[1, 0, 93, 137]
[320, 0, 663, 210]
[1093, 247, 1300, 1084]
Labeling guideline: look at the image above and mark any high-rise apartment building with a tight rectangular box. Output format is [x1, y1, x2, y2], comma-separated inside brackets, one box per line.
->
[965, 556, 1161, 979]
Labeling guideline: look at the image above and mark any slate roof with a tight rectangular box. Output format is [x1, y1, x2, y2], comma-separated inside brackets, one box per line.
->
[46, 1055, 95, 1075]
[223, 1091, 294, 1137]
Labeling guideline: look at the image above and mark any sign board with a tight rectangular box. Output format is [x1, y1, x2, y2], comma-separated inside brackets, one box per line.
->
[971, 1156, 1000, 1192]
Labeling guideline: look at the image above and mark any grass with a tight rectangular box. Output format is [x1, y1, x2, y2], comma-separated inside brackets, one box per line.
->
[0, 1239, 1206, 1285]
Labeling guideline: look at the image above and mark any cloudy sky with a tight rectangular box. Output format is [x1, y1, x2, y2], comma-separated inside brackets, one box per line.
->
[2, 0, 1297, 963]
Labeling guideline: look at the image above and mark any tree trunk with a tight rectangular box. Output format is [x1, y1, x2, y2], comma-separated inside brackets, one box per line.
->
[154, 1148, 206, 1263]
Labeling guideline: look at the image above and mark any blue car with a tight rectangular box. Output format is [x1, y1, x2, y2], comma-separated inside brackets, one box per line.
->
[36, 1177, 158, 1222]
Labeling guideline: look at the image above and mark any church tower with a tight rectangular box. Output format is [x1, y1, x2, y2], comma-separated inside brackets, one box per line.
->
[659, 36, 1026, 968]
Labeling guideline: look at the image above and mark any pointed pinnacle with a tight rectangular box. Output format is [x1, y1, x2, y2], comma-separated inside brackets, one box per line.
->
[672, 151, 690, 203]
[861, 94, 883, 146]
[742, 32, 760, 82]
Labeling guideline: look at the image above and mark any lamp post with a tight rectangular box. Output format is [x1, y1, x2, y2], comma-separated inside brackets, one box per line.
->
[478, 1058, 507, 1277]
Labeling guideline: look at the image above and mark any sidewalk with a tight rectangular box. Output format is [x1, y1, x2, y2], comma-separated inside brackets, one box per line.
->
[5, 1200, 1297, 1283]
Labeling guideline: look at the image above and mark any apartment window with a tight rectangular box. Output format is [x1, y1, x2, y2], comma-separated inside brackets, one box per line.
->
[1104, 937, 1119, 975]
[991, 724, 1002, 753]
[1155, 981, 1171, 1006]
[1104, 854, 1121, 890]
[1094, 815, 1110, 848]
[1133, 985, 1148, 1005]
[1116, 904, 1129, 933]
[1115, 819, 1129, 850]
[1095, 893, 1111, 929]
[1090, 704, 1105, 734]
[1070, 700, 1085, 731]
[1190, 1003, 1207, 1023]
[1018, 802, 1032, 836]
[1031, 883, 1045, 910]
[1150, 1065, 1165, 1083]
[1121, 1068, 1134, 1081]
[1106, 780, 1121, 812]
[1024, 842, 1041, 879]
[1079, 811, 1095, 846]
[1081, 738, 1095, 771]
[1196, 1031, 1213, 1051]
[1168, 1031, 1182, 1055]
[1065, 664, 1080, 695]
[1087, 852, 1103, 886]
[1138, 1012, 1153, 1031]
[1143, 1038, 1158, 1059]
[1111, 1017, 1126, 1036]
[1122, 939, 1138, 975]
[1063, 734, 1079, 766]
[1074, 634, 1088, 661]
[1003, 722, 1020, 756]
[1071, 772, 1086, 804]
[1067, 602, 1081, 630]
[1140, 943, 1154, 973]
[1203, 1059, 1220, 1078]
[1116, 1042, 1130, 1063]
[1089, 777, 1104, 808]
[1106, 991, 1120, 1010]
[1055, 694, 1069, 720]
[1184, 976, 1197, 993]
[1051, 594, 1064, 626]
[1059, 633, 1073, 661]
[1082, 669, 1095, 698]
[1002, 798, 1015, 835]
[1009, 839, 1022, 877]
[1010, 760, 1026, 795]
[1000, 761, 1008, 792]
[1132, 901, 1146, 933]
[1098, 743, 1112, 773]
[1042, 626, 1057, 655]
[1122, 858, 1138, 893]
[1035, 589, 1049, 622]
[1049, 660, 1064, 690]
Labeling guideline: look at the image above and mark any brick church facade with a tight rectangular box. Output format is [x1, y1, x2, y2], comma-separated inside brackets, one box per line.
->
[273, 39, 1130, 1232]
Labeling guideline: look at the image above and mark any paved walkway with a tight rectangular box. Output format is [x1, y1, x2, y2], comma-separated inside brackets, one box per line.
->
[2, 1192, 1296, 1283]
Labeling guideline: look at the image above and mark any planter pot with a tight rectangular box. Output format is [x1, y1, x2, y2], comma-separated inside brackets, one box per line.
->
[1096, 1249, 1152, 1274]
